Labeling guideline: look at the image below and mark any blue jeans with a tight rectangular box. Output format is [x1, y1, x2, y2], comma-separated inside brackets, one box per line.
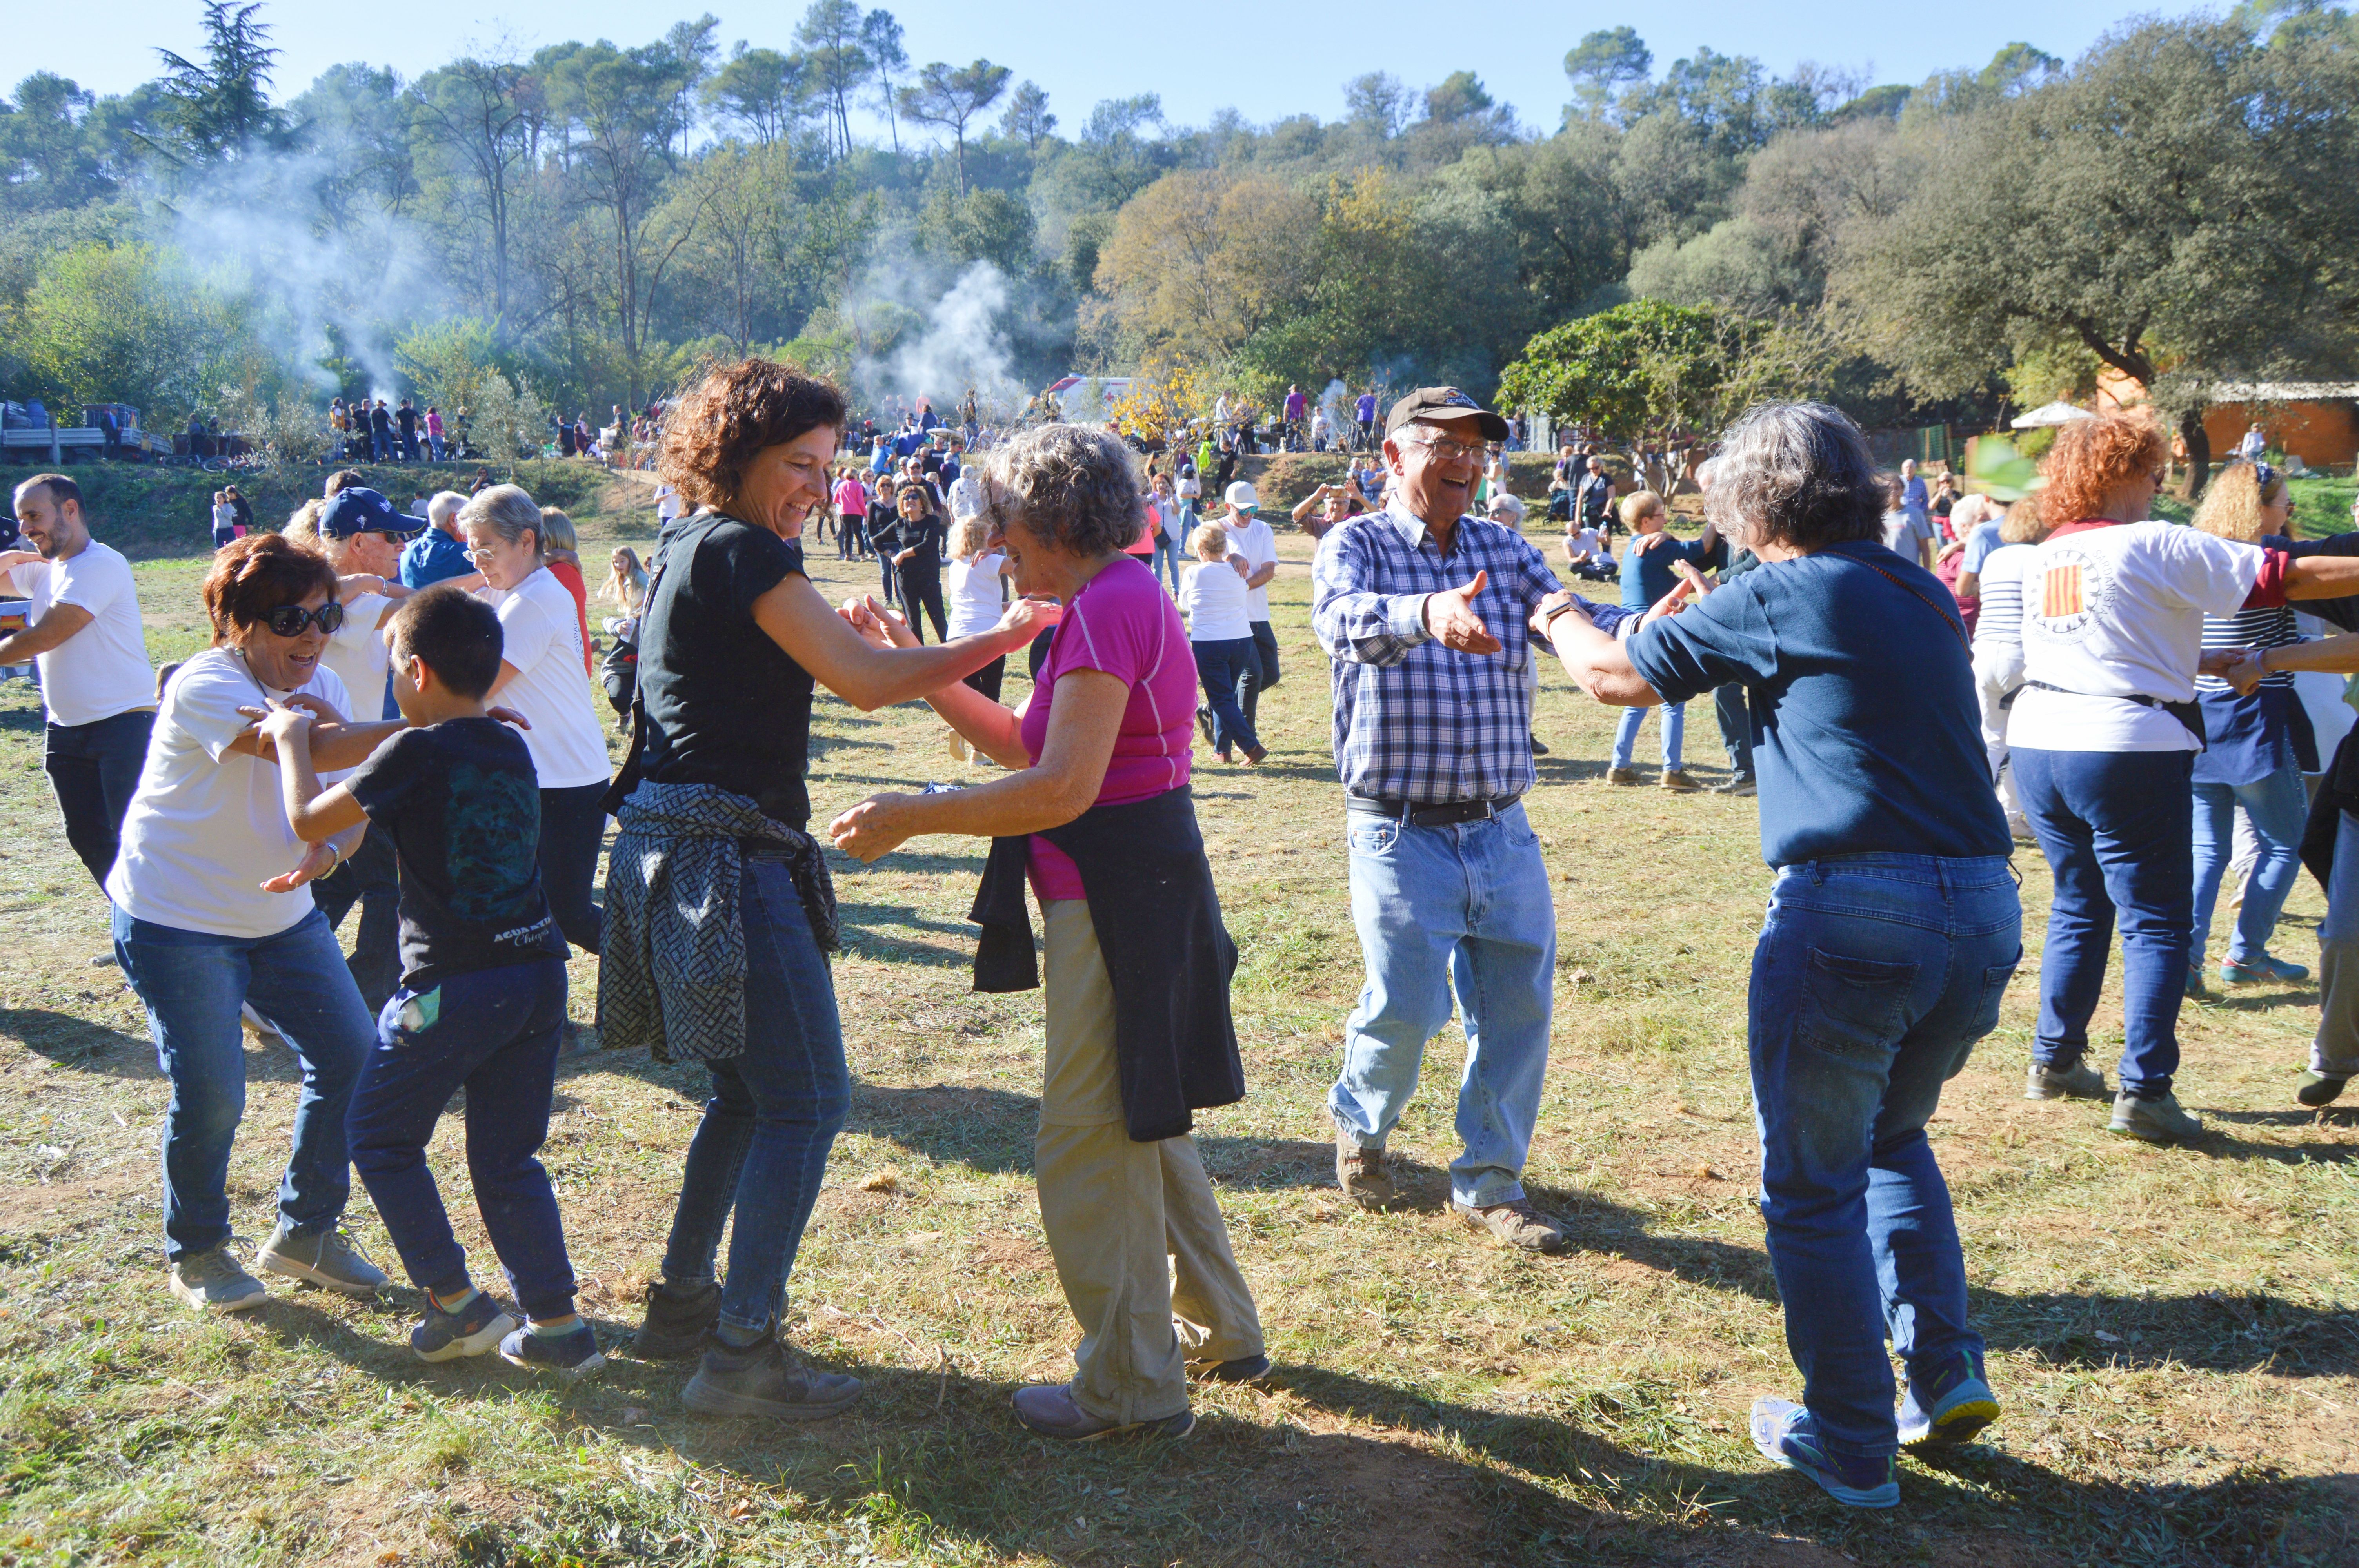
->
[658, 855, 851, 1336]
[1192, 638, 1262, 757]
[1238, 621, 1279, 730]
[113, 906, 374, 1261]
[1752, 854, 2020, 1461]
[2015, 747, 2192, 1098]
[1152, 534, 1185, 594]
[350, 958, 577, 1317]
[1714, 683, 1753, 777]
[2191, 757, 2306, 967]
[539, 781, 607, 955]
[311, 824, 401, 1014]
[1611, 700, 1686, 771]
[1330, 800, 1554, 1207]
[46, 708, 154, 889]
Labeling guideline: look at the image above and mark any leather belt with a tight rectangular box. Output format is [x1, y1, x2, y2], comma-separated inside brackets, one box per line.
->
[1346, 794, 1520, 828]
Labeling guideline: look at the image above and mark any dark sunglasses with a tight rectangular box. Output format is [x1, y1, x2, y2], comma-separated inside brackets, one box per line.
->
[262, 601, 347, 637]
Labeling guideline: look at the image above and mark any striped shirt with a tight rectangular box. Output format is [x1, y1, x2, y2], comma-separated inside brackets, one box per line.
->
[1970, 543, 2039, 655]
[2197, 603, 2301, 692]
[1312, 506, 1630, 804]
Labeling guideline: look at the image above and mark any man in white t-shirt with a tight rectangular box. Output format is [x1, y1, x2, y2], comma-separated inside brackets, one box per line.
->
[0, 473, 156, 889]
[1206, 481, 1280, 740]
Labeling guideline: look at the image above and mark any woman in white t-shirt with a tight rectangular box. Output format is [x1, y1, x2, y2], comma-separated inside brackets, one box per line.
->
[2010, 415, 2359, 1144]
[462, 485, 613, 955]
[109, 534, 399, 1312]
[941, 517, 1013, 766]
[1178, 523, 1263, 764]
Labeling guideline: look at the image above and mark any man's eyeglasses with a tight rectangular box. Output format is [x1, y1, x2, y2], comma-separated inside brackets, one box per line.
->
[262, 601, 347, 638]
[1399, 434, 1487, 463]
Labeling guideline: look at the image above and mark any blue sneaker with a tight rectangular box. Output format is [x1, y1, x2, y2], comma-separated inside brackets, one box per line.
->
[1898, 1359, 2001, 1448]
[500, 1321, 607, 1380]
[411, 1292, 517, 1363]
[1750, 1398, 1899, 1508]
[2221, 954, 2309, 985]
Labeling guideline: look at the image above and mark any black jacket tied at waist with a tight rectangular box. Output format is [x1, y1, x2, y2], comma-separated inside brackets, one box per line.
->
[970, 784, 1245, 1142]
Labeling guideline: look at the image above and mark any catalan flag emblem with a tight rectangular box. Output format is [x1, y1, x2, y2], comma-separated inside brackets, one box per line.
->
[2043, 563, 2083, 619]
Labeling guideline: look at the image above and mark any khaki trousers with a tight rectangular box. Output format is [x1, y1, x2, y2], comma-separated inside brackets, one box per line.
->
[1038, 899, 1264, 1423]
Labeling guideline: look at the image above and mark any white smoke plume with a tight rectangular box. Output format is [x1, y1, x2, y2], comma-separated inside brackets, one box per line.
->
[160, 150, 449, 404]
[852, 260, 1034, 423]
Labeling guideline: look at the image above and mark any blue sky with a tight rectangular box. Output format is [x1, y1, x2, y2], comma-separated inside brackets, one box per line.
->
[22, 0, 2178, 134]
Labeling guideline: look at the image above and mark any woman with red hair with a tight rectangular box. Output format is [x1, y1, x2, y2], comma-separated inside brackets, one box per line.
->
[2010, 416, 2359, 1143]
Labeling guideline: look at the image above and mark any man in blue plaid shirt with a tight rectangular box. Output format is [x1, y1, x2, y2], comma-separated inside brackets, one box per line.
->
[1311, 387, 1634, 1253]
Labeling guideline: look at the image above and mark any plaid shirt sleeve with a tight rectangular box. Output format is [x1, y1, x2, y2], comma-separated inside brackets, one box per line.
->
[1312, 522, 1433, 667]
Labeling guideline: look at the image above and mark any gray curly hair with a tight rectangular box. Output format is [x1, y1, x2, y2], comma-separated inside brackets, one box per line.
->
[978, 423, 1143, 557]
[1703, 401, 1884, 553]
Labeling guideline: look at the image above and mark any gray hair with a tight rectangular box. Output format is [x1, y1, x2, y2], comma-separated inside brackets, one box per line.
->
[1703, 402, 1884, 553]
[427, 490, 469, 528]
[458, 484, 544, 559]
[980, 423, 1143, 558]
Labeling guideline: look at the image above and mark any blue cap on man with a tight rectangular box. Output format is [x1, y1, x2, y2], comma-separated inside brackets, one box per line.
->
[319, 486, 423, 541]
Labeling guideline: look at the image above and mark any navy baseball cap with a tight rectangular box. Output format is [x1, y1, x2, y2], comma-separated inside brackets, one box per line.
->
[320, 486, 423, 541]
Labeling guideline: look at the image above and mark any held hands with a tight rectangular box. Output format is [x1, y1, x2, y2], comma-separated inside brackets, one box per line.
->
[255, 704, 315, 753]
[260, 839, 338, 894]
[1423, 570, 1501, 655]
[827, 793, 916, 862]
[2200, 645, 2267, 695]
[840, 593, 918, 650]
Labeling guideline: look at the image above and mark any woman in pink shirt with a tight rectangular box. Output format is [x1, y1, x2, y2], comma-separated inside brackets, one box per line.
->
[829, 424, 1263, 1443]
[831, 468, 869, 561]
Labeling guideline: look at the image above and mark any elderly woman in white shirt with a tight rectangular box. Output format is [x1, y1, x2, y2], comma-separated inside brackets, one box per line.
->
[460, 485, 613, 955]
[109, 534, 403, 1313]
[1178, 523, 1265, 764]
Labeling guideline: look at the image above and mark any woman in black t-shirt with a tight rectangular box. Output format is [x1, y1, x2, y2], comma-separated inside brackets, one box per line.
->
[884, 485, 947, 643]
[866, 473, 902, 610]
[608, 358, 1048, 1424]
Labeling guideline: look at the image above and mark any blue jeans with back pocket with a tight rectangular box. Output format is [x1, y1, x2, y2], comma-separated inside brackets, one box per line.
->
[1749, 853, 2021, 1460]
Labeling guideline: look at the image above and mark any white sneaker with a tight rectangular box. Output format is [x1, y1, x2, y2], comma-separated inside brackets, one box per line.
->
[170, 1245, 268, 1312]
[944, 730, 968, 762]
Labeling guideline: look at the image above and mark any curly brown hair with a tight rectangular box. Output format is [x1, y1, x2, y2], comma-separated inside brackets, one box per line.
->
[203, 532, 338, 636]
[657, 358, 848, 514]
[2037, 414, 2166, 527]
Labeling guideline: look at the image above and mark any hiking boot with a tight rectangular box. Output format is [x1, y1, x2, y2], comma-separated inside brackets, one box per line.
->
[632, 1278, 721, 1359]
[500, 1321, 607, 1380]
[256, 1223, 387, 1297]
[1714, 775, 1757, 796]
[1452, 1198, 1566, 1254]
[2110, 1090, 2204, 1144]
[2221, 954, 2310, 985]
[169, 1245, 267, 1313]
[1898, 1357, 2000, 1448]
[1011, 1382, 1194, 1441]
[1334, 1126, 1396, 1208]
[2297, 1070, 2349, 1108]
[683, 1332, 863, 1421]
[2025, 1060, 2108, 1102]
[411, 1291, 517, 1362]
[1187, 1353, 1272, 1385]
[1605, 766, 1641, 786]
[1659, 769, 1702, 793]
[1751, 1398, 1898, 1508]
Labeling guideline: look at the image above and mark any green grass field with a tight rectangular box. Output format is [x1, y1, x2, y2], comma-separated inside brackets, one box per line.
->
[1, 463, 2354, 1566]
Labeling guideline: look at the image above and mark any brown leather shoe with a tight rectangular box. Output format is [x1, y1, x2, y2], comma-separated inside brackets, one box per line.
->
[1334, 1125, 1396, 1208]
[1452, 1198, 1566, 1253]
[1659, 769, 1703, 793]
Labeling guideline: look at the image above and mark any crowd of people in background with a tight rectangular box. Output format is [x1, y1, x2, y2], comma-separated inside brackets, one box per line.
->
[4, 360, 2358, 1517]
